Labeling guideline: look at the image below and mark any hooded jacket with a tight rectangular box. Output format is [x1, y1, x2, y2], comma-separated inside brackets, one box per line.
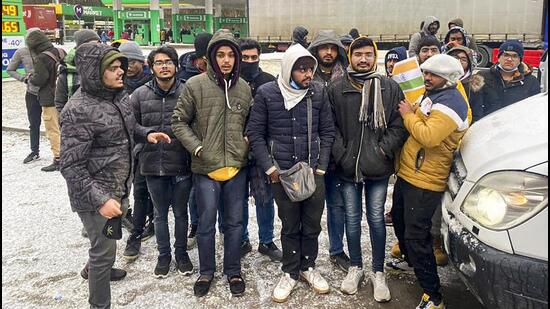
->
[328, 73, 408, 182]
[55, 48, 80, 112]
[26, 31, 65, 107]
[469, 62, 540, 122]
[171, 30, 252, 176]
[292, 26, 309, 48]
[177, 51, 202, 82]
[246, 45, 335, 174]
[447, 18, 479, 54]
[442, 26, 470, 53]
[131, 78, 191, 176]
[60, 43, 150, 213]
[408, 16, 440, 58]
[308, 30, 348, 86]
[6, 29, 41, 95]
[384, 46, 408, 75]
[124, 65, 152, 95]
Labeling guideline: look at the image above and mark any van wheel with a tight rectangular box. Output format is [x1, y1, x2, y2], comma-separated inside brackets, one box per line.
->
[477, 45, 492, 68]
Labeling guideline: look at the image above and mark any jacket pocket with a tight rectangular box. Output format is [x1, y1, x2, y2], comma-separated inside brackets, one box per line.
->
[338, 141, 356, 177]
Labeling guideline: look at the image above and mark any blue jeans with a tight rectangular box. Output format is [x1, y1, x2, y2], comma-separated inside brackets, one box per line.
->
[146, 175, 192, 258]
[189, 183, 224, 232]
[242, 186, 275, 244]
[325, 172, 346, 256]
[194, 169, 247, 276]
[341, 177, 389, 272]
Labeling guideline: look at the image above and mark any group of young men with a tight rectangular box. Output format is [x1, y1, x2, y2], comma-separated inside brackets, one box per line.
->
[9, 15, 542, 309]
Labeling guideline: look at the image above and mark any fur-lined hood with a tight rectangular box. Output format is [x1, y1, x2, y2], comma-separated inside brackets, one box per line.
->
[470, 62, 533, 93]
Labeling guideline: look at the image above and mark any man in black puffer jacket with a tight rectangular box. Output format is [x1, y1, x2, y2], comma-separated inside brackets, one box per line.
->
[129, 46, 193, 278]
[328, 37, 408, 299]
[247, 44, 335, 303]
[60, 42, 170, 309]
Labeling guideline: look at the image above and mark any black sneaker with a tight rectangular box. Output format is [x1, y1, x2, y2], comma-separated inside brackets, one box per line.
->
[141, 220, 155, 242]
[123, 234, 141, 262]
[80, 264, 127, 281]
[330, 252, 351, 272]
[240, 240, 252, 258]
[194, 274, 214, 297]
[176, 253, 194, 275]
[41, 159, 60, 172]
[228, 274, 246, 296]
[154, 255, 171, 278]
[258, 242, 283, 262]
[187, 224, 197, 250]
[23, 152, 39, 164]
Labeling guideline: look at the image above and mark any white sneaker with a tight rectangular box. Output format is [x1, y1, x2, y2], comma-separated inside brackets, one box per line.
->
[371, 271, 391, 302]
[300, 267, 330, 294]
[340, 266, 364, 295]
[272, 273, 297, 303]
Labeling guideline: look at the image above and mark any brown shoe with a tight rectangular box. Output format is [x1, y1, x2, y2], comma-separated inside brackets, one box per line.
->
[433, 238, 448, 266]
[390, 242, 401, 259]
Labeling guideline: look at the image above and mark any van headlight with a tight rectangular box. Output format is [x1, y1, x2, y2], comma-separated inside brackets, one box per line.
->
[461, 171, 548, 230]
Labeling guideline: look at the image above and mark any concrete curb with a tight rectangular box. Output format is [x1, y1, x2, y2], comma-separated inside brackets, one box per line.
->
[2, 126, 46, 136]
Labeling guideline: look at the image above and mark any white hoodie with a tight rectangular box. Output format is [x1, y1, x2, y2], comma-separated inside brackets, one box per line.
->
[277, 44, 318, 111]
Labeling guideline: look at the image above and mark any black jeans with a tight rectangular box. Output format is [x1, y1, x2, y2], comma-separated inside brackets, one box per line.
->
[194, 169, 248, 277]
[392, 177, 443, 302]
[25, 92, 41, 154]
[146, 175, 192, 258]
[272, 175, 325, 279]
[132, 160, 153, 236]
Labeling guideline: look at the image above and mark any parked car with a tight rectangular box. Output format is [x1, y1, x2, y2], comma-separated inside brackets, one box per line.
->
[441, 77, 548, 308]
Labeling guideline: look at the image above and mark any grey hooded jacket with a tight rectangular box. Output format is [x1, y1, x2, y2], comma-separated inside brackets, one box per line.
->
[408, 16, 440, 58]
[60, 43, 150, 213]
[308, 30, 349, 86]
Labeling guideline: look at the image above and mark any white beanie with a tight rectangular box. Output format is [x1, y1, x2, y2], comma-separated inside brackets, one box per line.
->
[420, 54, 464, 84]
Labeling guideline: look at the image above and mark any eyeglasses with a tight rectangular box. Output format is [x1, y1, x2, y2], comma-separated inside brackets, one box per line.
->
[352, 52, 375, 60]
[500, 52, 519, 60]
[152, 60, 175, 66]
[452, 55, 469, 64]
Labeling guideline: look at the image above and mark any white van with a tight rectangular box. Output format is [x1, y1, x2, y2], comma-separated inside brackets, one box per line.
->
[441, 70, 548, 308]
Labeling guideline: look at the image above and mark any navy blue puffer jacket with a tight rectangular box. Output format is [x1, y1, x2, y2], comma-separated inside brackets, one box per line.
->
[247, 80, 335, 173]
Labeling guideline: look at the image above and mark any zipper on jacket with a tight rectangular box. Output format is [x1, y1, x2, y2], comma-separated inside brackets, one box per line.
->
[355, 122, 365, 183]
[223, 80, 230, 167]
[159, 97, 165, 176]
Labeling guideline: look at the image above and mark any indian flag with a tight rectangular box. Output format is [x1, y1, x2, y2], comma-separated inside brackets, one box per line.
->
[392, 57, 425, 105]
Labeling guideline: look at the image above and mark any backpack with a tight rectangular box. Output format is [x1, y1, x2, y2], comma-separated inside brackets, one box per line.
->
[42, 48, 67, 76]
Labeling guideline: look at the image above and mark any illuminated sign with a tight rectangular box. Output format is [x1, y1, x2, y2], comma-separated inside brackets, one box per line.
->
[2, 4, 18, 17]
[2, 21, 20, 33]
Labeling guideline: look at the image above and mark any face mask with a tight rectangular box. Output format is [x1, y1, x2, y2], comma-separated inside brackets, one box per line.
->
[290, 79, 302, 90]
[240, 61, 260, 82]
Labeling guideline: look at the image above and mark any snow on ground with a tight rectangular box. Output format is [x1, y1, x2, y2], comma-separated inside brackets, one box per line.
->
[2, 51, 483, 308]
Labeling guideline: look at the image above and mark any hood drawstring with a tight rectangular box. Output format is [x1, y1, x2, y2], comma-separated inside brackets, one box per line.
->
[224, 78, 232, 109]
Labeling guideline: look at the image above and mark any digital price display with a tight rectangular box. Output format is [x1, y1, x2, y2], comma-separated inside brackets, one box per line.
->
[2, 4, 18, 17]
[2, 21, 20, 33]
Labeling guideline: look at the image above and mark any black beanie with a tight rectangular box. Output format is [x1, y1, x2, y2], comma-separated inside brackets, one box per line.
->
[194, 32, 213, 58]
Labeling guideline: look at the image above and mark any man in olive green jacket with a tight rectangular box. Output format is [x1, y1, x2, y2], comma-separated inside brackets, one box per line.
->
[172, 29, 252, 298]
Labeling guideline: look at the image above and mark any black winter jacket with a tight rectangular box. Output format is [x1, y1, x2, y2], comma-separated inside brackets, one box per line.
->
[60, 43, 150, 213]
[178, 51, 201, 82]
[27, 31, 64, 107]
[243, 68, 276, 97]
[328, 75, 408, 182]
[470, 64, 540, 122]
[247, 81, 335, 173]
[131, 79, 191, 176]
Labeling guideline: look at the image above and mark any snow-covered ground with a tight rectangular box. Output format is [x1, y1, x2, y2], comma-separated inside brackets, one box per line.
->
[2, 51, 483, 308]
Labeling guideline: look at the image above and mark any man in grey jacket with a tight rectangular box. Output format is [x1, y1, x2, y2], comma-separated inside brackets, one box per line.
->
[308, 30, 348, 86]
[408, 16, 441, 58]
[60, 42, 169, 309]
[7, 28, 42, 164]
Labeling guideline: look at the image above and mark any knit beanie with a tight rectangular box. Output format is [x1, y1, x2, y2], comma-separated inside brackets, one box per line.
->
[416, 36, 442, 55]
[420, 54, 464, 84]
[194, 32, 213, 58]
[100, 50, 127, 77]
[118, 41, 145, 62]
[74, 29, 100, 47]
[498, 39, 524, 60]
[385, 46, 408, 65]
[339, 34, 354, 46]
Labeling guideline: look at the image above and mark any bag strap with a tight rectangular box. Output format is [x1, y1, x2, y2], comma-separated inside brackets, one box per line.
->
[307, 96, 312, 166]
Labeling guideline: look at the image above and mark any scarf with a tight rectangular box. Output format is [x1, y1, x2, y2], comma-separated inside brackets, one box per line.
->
[347, 66, 387, 130]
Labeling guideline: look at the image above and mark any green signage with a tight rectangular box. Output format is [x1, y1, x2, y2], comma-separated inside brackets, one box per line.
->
[176, 14, 205, 22]
[219, 17, 247, 24]
[118, 10, 150, 20]
[61, 4, 112, 17]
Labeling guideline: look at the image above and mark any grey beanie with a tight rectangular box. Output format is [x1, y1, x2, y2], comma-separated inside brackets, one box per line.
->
[118, 41, 145, 62]
[74, 29, 100, 47]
